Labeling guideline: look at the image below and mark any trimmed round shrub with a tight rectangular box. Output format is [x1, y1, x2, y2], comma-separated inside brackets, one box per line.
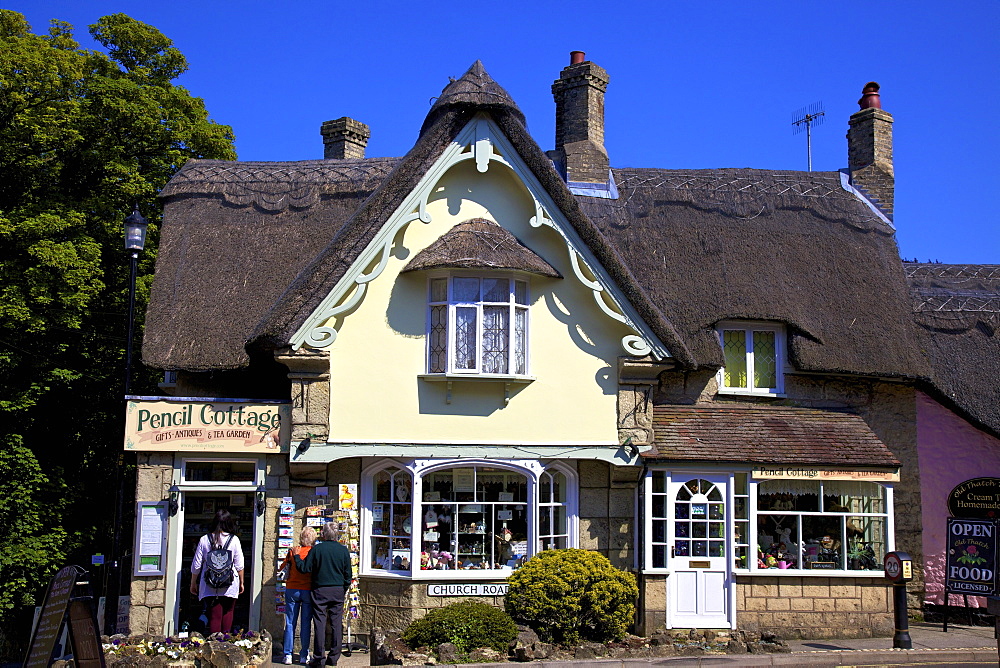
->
[504, 548, 638, 645]
[401, 599, 517, 654]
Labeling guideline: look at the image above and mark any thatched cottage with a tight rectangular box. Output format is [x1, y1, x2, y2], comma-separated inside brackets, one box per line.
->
[125, 53, 999, 643]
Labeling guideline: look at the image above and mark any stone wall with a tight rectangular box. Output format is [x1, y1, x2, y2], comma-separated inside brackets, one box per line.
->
[578, 460, 640, 570]
[736, 576, 893, 639]
[129, 453, 174, 634]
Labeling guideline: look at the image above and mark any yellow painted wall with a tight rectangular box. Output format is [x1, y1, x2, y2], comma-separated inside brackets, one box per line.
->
[321, 158, 634, 445]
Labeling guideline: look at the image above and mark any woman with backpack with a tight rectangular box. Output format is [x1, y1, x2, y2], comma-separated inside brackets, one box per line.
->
[190, 508, 245, 633]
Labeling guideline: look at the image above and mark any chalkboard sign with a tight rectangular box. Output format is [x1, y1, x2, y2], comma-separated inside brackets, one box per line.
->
[945, 518, 997, 596]
[948, 478, 1000, 519]
[24, 566, 78, 668]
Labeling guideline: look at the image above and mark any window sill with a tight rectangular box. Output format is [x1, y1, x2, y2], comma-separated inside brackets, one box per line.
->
[717, 388, 786, 398]
[418, 374, 535, 405]
[361, 568, 517, 580]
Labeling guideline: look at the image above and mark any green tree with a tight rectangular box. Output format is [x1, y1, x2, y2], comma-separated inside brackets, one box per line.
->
[0, 11, 235, 650]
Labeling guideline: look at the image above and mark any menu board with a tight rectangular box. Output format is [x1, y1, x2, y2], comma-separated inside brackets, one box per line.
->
[133, 502, 168, 576]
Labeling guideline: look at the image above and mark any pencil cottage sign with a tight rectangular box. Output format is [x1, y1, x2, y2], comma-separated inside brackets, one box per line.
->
[124, 397, 291, 453]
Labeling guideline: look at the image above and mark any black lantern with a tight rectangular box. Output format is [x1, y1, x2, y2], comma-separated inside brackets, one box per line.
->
[124, 205, 149, 252]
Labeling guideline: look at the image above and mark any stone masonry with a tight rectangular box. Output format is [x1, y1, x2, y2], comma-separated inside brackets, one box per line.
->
[551, 60, 610, 184]
[847, 106, 894, 219]
[735, 575, 893, 639]
[130, 452, 174, 634]
[321, 117, 370, 160]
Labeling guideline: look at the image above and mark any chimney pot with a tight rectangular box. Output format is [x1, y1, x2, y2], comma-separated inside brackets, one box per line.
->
[321, 117, 370, 160]
[858, 81, 882, 110]
[570, 51, 586, 65]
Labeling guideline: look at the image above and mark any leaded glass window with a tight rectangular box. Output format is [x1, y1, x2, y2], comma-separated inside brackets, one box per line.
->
[427, 275, 530, 376]
[717, 323, 785, 395]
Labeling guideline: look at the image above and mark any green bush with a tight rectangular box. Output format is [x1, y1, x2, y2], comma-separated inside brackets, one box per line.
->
[505, 548, 638, 645]
[401, 600, 517, 654]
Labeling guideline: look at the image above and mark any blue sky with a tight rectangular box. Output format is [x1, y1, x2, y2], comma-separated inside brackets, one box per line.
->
[13, 1, 999, 263]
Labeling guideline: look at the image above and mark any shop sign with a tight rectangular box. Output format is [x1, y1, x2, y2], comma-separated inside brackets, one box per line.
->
[124, 397, 290, 453]
[948, 478, 1000, 519]
[751, 466, 899, 483]
[945, 518, 997, 595]
[427, 583, 509, 597]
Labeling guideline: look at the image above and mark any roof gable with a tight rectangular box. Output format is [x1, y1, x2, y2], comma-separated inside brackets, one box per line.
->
[284, 114, 680, 361]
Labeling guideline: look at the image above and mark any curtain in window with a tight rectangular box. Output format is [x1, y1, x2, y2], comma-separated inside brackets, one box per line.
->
[481, 306, 509, 374]
[455, 307, 477, 370]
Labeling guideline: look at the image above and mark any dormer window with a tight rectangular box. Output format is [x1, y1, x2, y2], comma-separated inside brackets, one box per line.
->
[428, 275, 528, 376]
[716, 322, 785, 396]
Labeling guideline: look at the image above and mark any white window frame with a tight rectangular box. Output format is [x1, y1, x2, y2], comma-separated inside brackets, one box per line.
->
[425, 274, 531, 378]
[359, 458, 577, 580]
[715, 321, 786, 396]
[643, 468, 894, 577]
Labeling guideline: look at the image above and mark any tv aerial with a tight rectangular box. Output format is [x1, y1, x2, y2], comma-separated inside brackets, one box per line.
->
[792, 102, 825, 171]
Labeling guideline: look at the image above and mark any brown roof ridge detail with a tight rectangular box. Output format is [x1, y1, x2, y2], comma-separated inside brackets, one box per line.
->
[401, 218, 561, 278]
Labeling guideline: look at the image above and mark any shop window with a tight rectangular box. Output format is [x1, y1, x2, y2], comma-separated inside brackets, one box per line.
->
[363, 461, 576, 577]
[755, 479, 888, 572]
[716, 322, 785, 395]
[645, 471, 890, 574]
[370, 467, 413, 571]
[427, 276, 529, 376]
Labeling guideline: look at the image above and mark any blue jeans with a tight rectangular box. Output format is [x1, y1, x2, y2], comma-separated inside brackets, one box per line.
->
[284, 588, 312, 660]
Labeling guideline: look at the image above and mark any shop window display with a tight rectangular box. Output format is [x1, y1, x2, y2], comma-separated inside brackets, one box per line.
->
[647, 471, 890, 573]
[370, 467, 413, 571]
[363, 462, 575, 576]
[756, 480, 887, 571]
[419, 467, 529, 571]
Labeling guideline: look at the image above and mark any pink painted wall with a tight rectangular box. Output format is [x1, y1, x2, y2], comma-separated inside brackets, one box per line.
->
[917, 391, 1000, 606]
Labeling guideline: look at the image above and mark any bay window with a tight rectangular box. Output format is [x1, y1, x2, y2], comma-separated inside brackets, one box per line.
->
[363, 461, 576, 577]
[428, 275, 529, 376]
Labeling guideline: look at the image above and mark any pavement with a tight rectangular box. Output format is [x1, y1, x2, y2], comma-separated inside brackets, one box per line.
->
[319, 621, 999, 667]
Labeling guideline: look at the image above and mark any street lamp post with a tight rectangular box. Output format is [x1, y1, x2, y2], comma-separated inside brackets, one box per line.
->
[104, 205, 148, 635]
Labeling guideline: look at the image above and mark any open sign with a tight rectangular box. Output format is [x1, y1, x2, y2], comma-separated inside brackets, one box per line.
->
[945, 517, 997, 595]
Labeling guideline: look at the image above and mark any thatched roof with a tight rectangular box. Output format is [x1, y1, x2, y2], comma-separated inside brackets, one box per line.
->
[245, 62, 692, 364]
[579, 168, 930, 378]
[146, 61, 691, 370]
[145, 61, 933, 388]
[650, 405, 900, 467]
[144, 158, 398, 370]
[905, 263, 1000, 436]
[401, 218, 561, 277]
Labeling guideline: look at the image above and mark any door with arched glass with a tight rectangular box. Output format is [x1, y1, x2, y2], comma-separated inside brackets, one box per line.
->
[668, 474, 731, 628]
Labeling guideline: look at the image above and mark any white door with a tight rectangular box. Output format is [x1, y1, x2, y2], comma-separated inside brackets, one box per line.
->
[668, 475, 732, 628]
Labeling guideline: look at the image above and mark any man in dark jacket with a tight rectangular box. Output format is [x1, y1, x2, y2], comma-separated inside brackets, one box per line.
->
[293, 522, 352, 666]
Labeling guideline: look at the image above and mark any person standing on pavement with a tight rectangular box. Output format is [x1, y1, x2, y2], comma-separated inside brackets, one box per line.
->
[190, 509, 245, 634]
[293, 522, 351, 667]
[280, 526, 317, 664]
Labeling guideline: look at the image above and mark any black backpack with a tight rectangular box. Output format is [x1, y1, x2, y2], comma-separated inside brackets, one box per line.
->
[203, 534, 235, 589]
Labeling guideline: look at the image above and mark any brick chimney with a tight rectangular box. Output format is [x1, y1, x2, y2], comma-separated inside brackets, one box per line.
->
[550, 51, 610, 185]
[321, 117, 370, 159]
[847, 82, 894, 219]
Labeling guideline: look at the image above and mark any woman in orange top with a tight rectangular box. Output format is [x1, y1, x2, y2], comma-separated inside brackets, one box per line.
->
[281, 527, 316, 664]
